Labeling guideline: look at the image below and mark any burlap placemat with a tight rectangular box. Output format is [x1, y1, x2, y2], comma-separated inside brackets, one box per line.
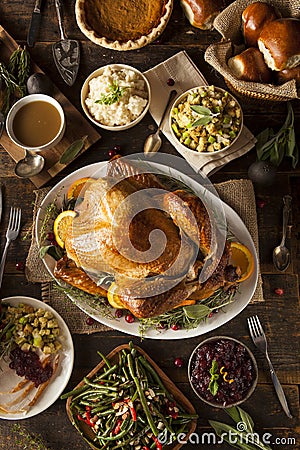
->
[25, 179, 264, 334]
[204, 0, 300, 101]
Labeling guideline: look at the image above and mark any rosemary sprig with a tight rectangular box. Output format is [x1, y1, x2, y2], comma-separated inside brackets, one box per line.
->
[53, 283, 114, 319]
[9, 46, 31, 96]
[138, 287, 237, 336]
[95, 80, 130, 106]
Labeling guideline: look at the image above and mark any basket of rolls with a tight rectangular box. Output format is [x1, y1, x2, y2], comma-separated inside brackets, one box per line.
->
[204, 0, 300, 103]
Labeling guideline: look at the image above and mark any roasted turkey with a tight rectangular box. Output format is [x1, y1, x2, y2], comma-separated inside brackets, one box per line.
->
[54, 156, 240, 318]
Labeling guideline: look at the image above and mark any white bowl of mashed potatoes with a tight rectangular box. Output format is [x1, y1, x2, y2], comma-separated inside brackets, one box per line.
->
[169, 85, 243, 154]
[81, 64, 151, 131]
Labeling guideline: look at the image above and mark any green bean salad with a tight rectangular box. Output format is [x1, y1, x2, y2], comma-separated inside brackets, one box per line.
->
[63, 342, 197, 449]
[170, 85, 242, 153]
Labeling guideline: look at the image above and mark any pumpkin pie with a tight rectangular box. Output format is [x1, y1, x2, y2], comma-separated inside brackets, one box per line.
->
[75, 0, 173, 50]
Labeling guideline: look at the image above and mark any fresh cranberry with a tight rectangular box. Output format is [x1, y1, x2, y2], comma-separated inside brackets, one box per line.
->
[113, 145, 121, 153]
[257, 199, 267, 209]
[46, 232, 55, 241]
[274, 287, 284, 296]
[115, 309, 123, 318]
[157, 322, 167, 330]
[86, 317, 94, 325]
[208, 312, 213, 318]
[171, 323, 180, 331]
[174, 357, 184, 368]
[167, 78, 175, 86]
[15, 261, 25, 271]
[108, 149, 117, 158]
[125, 314, 135, 324]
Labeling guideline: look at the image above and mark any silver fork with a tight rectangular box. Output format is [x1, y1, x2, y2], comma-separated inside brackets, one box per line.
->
[247, 315, 293, 418]
[0, 207, 22, 291]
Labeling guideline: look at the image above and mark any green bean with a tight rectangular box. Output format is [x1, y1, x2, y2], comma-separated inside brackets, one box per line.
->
[127, 354, 159, 436]
[111, 425, 150, 449]
[93, 364, 118, 381]
[97, 350, 112, 368]
[100, 418, 134, 441]
[60, 384, 89, 400]
[138, 356, 176, 403]
[83, 377, 119, 391]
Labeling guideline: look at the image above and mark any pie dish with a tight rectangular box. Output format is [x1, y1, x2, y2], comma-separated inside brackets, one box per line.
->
[75, 0, 173, 50]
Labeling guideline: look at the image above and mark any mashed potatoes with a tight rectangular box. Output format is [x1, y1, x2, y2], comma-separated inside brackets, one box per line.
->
[85, 66, 148, 127]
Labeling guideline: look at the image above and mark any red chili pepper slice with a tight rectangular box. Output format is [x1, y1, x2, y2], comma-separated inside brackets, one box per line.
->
[112, 419, 122, 435]
[152, 435, 162, 450]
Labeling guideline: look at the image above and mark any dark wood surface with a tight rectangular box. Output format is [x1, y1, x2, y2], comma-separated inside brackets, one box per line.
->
[0, 1, 299, 449]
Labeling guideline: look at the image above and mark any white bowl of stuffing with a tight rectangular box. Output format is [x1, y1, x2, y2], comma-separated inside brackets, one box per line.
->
[169, 85, 243, 155]
[81, 64, 151, 131]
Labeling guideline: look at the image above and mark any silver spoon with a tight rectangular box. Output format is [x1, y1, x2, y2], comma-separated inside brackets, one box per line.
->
[14, 150, 45, 178]
[144, 89, 177, 154]
[273, 195, 292, 271]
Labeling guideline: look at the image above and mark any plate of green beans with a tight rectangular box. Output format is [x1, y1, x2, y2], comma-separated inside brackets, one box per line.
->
[62, 342, 197, 449]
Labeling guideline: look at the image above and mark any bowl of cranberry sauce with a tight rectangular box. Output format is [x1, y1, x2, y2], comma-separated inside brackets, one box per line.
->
[188, 336, 258, 408]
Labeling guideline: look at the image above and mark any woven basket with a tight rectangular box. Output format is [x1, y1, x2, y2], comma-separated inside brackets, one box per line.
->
[204, 0, 300, 104]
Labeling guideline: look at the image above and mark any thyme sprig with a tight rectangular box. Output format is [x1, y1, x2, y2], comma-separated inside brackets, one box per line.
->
[95, 80, 130, 106]
[12, 424, 52, 450]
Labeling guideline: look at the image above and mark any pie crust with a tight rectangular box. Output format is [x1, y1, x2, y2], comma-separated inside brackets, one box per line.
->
[75, 0, 173, 51]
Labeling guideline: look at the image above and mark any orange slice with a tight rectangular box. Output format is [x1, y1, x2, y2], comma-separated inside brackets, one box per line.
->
[230, 242, 255, 282]
[67, 177, 96, 200]
[53, 210, 77, 248]
[107, 282, 125, 309]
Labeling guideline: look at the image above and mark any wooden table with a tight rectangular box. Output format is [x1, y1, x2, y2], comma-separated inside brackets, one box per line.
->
[0, 1, 299, 449]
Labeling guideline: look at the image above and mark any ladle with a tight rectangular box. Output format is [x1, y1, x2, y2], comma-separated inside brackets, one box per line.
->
[272, 195, 292, 271]
[144, 89, 177, 155]
[14, 150, 45, 178]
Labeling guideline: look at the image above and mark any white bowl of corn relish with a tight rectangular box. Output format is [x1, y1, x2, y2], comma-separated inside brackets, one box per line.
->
[169, 85, 243, 154]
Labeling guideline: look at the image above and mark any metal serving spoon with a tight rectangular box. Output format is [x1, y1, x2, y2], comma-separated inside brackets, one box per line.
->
[144, 89, 177, 155]
[14, 150, 45, 178]
[273, 195, 292, 271]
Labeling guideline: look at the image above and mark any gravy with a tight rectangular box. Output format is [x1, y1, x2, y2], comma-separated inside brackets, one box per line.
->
[13, 101, 61, 147]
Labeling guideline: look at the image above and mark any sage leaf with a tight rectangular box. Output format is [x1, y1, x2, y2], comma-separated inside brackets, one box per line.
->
[190, 105, 212, 115]
[183, 304, 211, 319]
[192, 116, 212, 127]
[59, 135, 88, 164]
[39, 245, 51, 259]
[237, 406, 254, 433]
[209, 421, 258, 450]
[208, 378, 219, 396]
[225, 406, 242, 424]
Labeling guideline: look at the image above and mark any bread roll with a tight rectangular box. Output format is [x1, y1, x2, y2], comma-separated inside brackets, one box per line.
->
[180, 0, 224, 30]
[258, 18, 300, 71]
[275, 66, 300, 87]
[228, 47, 272, 83]
[242, 2, 278, 47]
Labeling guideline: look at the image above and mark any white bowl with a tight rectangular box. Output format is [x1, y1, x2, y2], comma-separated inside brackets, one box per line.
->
[81, 64, 151, 131]
[6, 94, 65, 152]
[169, 85, 243, 156]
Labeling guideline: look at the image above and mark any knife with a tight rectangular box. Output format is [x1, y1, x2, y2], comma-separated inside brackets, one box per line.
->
[27, 0, 44, 47]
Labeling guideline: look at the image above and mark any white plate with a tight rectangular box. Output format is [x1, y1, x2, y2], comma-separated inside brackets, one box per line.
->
[0, 296, 74, 419]
[36, 161, 258, 340]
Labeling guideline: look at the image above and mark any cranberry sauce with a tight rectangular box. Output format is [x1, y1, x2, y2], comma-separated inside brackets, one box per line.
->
[190, 338, 257, 406]
[9, 347, 53, 388]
